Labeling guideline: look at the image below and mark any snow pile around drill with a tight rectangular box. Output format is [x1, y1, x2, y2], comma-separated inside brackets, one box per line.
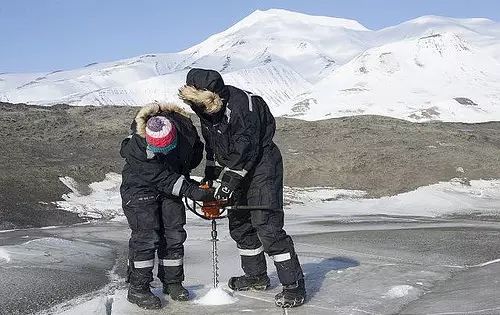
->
[194, 287, 238, 305]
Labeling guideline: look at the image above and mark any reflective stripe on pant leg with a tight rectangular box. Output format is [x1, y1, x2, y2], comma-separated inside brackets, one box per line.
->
[238, 246, 264, 256]
[270, 252, 291, 262]
[158, 259, 185, 284]
[133, 259, 155, 268]
[239, 246, 266, 275]
[158, 258, 183, 266]
[273, 253, 304, 285]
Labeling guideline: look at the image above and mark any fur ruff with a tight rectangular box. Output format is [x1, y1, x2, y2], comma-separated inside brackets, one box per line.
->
[135, 102, 189, 138]
[178, 85, 223, 114]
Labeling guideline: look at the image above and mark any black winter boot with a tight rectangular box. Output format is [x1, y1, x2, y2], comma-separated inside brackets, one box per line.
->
[163, 282, 189, 301]
[228, 273, 271, 291]
[127, 285, 162, 310]
[274, 279, 306, 308]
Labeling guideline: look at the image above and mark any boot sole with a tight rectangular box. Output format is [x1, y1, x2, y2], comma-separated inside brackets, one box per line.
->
[163, 289, 190, 301]
[275, 296, 305, 308]
[167, 294, 189, 301]
[230, 284, 270, 291]
[127, 296, 162, 310]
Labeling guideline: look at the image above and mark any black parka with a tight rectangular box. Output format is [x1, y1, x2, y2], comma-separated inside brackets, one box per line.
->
[179, 69, 283, 209]
[179, 70, 304, 287]
[120, 103, 204, 199]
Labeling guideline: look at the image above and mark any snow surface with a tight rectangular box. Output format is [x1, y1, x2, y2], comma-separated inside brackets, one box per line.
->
[2, 9, 500, 122]
[0, 248, 10, 263]
[57, 173, 123, 219]
[38, 182, 500, 315]
[56, 172, 500, 220]
[194, 287, 238, 305]
[3, 171, 497, 314]
[385, 285, 416, 299]
[289, 178, 500, 221]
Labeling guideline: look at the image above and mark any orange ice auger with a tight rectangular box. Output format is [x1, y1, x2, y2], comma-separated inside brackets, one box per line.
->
[185, 184, 271, 289]
[185, 184, 227, 288]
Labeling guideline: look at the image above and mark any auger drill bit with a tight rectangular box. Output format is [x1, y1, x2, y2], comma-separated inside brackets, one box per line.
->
[211, 219, 219, 288]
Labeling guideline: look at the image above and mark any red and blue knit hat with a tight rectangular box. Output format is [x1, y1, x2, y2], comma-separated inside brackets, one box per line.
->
[145, 116, 177, 154]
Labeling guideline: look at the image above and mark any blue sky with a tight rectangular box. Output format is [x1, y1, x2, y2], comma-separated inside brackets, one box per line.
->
[2, 0, 499, 73]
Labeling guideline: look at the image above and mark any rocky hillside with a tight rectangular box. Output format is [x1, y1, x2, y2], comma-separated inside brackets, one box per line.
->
[1, 102, 500, 229]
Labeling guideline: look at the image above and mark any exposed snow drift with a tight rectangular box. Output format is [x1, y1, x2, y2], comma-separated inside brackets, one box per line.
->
[385, 285, 416, 299]
[2, 9, 500, 122]
[57, 173, 122, 219]
[56, 173, 500, 220]
[290, 178, 500, 219]
[0, 248, 11, 263]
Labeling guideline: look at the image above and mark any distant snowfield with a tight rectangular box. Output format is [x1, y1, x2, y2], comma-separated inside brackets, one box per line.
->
[56, 172, 500, 220]
[2, 9, 500, 122]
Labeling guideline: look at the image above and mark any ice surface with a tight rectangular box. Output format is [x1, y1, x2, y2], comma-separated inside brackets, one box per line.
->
[194, 287, 238, 305]
[33, 218, 499, 315]
[2, 200, 499, 314]
[4, 171, 495, 314]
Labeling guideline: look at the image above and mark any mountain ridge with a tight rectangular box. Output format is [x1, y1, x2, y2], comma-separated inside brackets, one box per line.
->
[1, 9, 500, 122]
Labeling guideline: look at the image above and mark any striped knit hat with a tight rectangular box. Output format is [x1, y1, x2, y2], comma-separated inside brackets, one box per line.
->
[145, 116, 177, 154]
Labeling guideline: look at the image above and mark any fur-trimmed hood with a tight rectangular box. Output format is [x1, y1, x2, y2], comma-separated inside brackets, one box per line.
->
[135, 102, 189, 138]
[178, 85, 223, 114]
[178, 68, 229, 115]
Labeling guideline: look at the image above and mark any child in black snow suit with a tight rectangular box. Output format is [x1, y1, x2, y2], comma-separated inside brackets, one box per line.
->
[179, 69, 306, 308]
[120, 102, 214, 309]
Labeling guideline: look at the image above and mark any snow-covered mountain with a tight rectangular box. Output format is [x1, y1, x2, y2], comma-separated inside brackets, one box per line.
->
[1, 9, 500, 122]
[283, 33, 500, 121]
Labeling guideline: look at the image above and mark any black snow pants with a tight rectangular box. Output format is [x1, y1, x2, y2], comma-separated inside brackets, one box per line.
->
[228, 144, 304, 285]
[122, 193, 187, 286]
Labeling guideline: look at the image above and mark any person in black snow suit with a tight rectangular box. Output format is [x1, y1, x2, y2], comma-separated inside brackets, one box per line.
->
[178, 69, 306, 308]
[120, 102, 214, 309]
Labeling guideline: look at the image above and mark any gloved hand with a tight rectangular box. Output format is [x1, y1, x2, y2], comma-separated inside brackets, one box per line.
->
[214, 170, 244, 200]
[203, 162, 222, 183]
[181, 181, 215, 201]
[187, 177, 201, 186]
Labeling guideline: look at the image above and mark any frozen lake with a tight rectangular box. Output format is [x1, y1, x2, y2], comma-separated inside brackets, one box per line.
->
[1, 216, 500, 315]
[1, 178, 500, 314]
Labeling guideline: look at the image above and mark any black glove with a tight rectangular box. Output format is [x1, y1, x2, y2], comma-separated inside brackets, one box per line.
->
[181, 181, 215, 201]
[187, 177, 201, 186]
[214, 170, 244, 200]
[203, 162, 223, 182]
